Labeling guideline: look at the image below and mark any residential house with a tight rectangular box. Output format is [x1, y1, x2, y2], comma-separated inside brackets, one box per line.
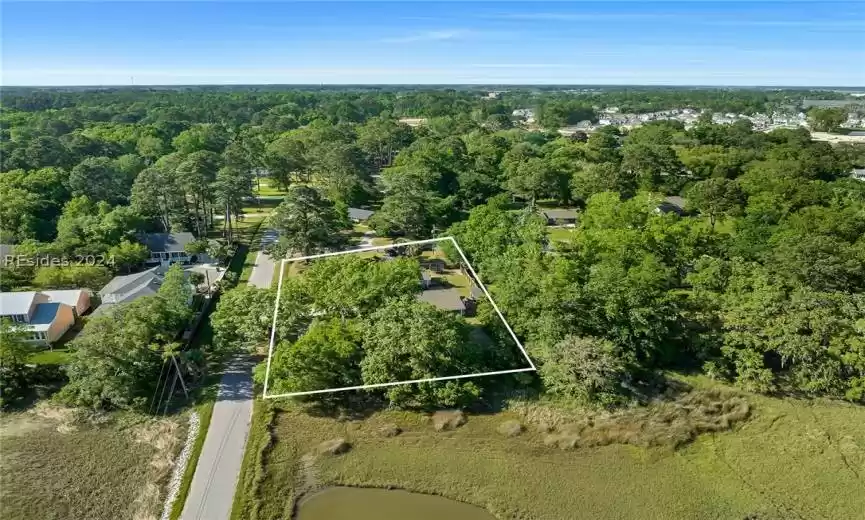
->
[512, 108, 535, 122]
[0, 291, 77, 345]
[348, 208, 375, 223]
[143, 232, 211, 266]
[398, 117, 427, 127]
[417, 287, 466, 315]
[420, 258, 447, 273]
[851, 168, 865, 182]
[542, 209, 579, 226]
[656, 196, 688, 216]
[94, 266, 165, 316]
[95, 264, 210, 316]
[40, 289, 90, 318]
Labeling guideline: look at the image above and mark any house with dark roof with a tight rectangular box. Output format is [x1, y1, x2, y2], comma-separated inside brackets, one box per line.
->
[348, 207, 375, 223]
[142, 232, 212, 266]
[0, 291, 76, 344]
[656, 196, 688, 216]
[541, 209, 579, 226]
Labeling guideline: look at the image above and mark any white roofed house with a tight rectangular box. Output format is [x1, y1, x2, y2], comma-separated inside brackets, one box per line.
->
[0, 291, 79, 345]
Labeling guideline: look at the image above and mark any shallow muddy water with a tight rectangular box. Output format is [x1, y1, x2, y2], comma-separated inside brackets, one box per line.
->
[295, 486, 497, 520]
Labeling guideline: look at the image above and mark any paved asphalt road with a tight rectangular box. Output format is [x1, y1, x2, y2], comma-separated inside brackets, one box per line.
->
[247, 229, 278, 288]
[180, 228, 280, 519]
[180, 356, 255, 520]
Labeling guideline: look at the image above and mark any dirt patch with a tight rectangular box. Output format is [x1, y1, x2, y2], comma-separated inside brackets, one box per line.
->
[129, 419, 183, 520]
[497, 420, 524, 437]
[378, 423, 402, 437]
[432, 410, 466, 432]
[317, 438, 351, 455]
[32, 402, 82, 433]
[0, 414, 48, 438]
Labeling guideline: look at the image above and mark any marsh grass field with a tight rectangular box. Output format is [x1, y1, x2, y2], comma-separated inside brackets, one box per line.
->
[232, 377, 865, 520]
[0, 407, 185, 520]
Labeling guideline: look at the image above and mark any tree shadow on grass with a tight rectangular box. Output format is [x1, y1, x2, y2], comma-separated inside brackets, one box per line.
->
[291, 392, 387, 421]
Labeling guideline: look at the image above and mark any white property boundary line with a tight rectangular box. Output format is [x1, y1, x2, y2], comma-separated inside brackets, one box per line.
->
[262, 236, 536, 399]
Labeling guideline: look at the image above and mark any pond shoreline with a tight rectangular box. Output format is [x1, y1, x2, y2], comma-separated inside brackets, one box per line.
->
[293, 485, 498, 520]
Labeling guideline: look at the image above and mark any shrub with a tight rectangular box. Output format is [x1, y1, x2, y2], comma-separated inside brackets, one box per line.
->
[536, 335, 631, 407]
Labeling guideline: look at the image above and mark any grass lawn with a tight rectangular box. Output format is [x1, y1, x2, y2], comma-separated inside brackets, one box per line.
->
[239, 222, 265, 284]
[547, 226, 575, 243]
[241, 198, 281, 214]
[272, 258, 288, 287]
[0, 409, 185, 520]
[232, 377, 865, 520]
[255, 178, 288, 197]
[440, 270, 470, 297]
[28, 348, 73, 365]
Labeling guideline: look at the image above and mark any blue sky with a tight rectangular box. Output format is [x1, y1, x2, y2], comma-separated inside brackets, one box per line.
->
[2, 1, 863, 86]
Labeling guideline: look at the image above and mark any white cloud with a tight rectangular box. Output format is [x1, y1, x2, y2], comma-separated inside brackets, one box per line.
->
[380, 29, 466, 44]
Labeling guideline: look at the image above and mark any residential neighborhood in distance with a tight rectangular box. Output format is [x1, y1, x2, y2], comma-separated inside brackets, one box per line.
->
[1, 2, 864, 520]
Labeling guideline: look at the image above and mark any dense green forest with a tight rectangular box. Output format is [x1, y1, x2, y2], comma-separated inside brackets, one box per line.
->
[2, 87, 864, 412]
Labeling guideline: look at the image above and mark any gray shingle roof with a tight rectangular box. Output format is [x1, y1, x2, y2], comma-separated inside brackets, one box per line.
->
[99, 266, 162, 298]
[348, 208, 375, 221]
[542, 209, 578, 220]
[664, 196, 686, 209]
[417, 288, 466, 312]
[142, 232, 197, 253]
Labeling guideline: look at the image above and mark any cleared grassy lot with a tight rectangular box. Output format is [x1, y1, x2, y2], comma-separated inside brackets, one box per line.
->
[0, 408, 185, 520]
[546, 226, 575, 243]
[254, 178, 288, 197]
[233, 378, 865, 520]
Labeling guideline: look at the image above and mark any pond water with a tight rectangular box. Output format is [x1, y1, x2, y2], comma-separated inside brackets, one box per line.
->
[295, 487, 497, 520]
